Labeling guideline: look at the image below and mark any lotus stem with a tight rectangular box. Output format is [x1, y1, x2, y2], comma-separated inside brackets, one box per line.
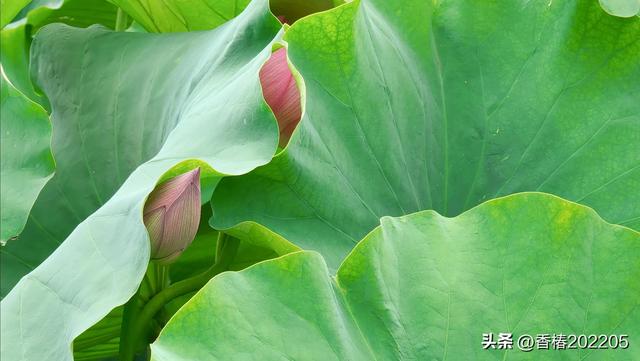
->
[115, 8, 129, 32]
[119, 233, 239, 360]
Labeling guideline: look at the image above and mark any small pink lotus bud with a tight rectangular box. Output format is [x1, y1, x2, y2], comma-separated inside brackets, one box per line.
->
[259, 47, 301, 147]
[143, 168, 201, 264]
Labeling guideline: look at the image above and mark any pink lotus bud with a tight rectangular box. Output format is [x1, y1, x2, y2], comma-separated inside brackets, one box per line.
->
[143, 168, 201, 264]
[259, 47, 301, 147]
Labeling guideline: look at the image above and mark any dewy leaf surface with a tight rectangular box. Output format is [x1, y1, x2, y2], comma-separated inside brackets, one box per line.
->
[0, 0, 280, 359]
[212, 0, 640, 269]
[0, 71, 54, 244]
[155, 193, 640, 360]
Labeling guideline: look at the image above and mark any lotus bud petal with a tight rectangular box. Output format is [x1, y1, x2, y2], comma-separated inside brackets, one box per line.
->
[259, 47, 301, 147]
[143, 168, 201, 264]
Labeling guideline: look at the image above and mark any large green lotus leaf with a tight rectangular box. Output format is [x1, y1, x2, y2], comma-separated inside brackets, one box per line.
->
[0, 0, 281, 359]
[0, 0, 255, 294]
[212, 0, 640, 269]
[155, 193, 640, 360]
[0, 72, 54, 244]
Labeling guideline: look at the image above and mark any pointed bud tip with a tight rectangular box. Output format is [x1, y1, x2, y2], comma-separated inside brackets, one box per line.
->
[189, 167, 201, 178]
[177, 167, 201, 185]
[185, 167, 201, 188]
[143, 167, 202, 264]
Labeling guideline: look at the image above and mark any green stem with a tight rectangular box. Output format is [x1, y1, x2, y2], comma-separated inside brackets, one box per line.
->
[73, 327, 121, 350]
[118, 286, 145, 361]
[142, 271, 154, 297]
[154, 263, 169, 292]
[120, 234, 239, 360]
[138, 234, 238, 327]
[215, 231, 226, 263]
[75, 348, 120, 361]
[115, 8, 129, 31]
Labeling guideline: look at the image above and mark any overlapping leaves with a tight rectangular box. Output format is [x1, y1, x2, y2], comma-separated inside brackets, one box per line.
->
[212, 0, 640, 269]
[155, 193, 640, 360]
[0, 0, 280, 359]
[108, 0, 339, 32]
[108, 0, 250, 32]
[1, 0, 118, 104]
[0, 72, 54, 244]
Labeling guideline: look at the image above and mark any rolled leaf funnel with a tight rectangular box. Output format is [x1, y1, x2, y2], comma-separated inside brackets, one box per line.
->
[259, 47, 302, 147]
[143, 168, 201, 264]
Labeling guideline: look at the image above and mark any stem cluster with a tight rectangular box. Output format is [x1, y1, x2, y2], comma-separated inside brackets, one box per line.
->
[118, 233, 239, 360]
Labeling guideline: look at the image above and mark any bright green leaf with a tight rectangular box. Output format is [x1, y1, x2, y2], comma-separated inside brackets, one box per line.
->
[154, 193, 640, 361]
[109, 0, 336, 33]
[158, 207, 281, 323]
[1, 24, 41, 103]
[0, 1, 281, 360]
[0, 71, 54, 244]
[108, 0, 252, 32]
[0, 0, 31, 28]
[212, 0, 640, 269]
